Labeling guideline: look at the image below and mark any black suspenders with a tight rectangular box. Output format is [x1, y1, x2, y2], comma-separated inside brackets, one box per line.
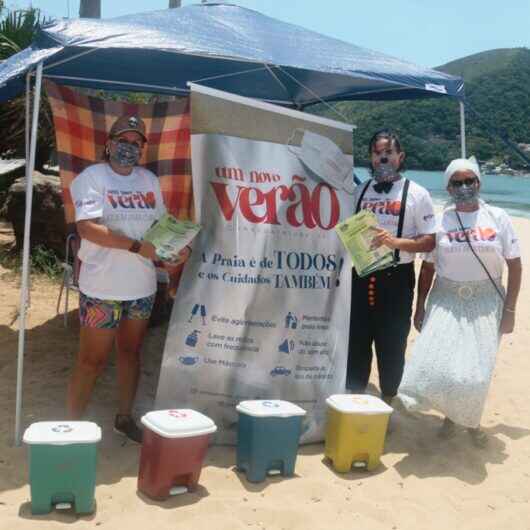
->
[355, 178, 410, 265]
[394, 179, 410, 264]
[355, 179, 372, 214]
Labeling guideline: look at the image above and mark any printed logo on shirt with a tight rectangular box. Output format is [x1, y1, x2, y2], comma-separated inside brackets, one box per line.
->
[106, 190, 156, 210]
[446, 227, 497, 243]
[360, 199, 401, 217]
[423, 213, 434, 222]
[75, 198, 97, 208]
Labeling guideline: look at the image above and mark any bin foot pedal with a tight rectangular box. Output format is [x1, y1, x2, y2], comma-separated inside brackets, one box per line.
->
[55, 503, 72, 510]
[169, 486, 188, 496]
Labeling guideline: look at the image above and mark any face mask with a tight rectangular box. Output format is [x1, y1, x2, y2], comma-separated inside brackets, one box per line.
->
[110, 141, 141, 167]
[288, 129, 354, 193]
[373, 161, 399, 182]
[449, 184, 479, 205]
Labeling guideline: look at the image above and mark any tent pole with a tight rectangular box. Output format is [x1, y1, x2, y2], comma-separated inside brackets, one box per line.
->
[25, 72, 31, 162]
[262, 64, 296, 107]
[460, 101, 466, 158]
[15, 61, 43, 447]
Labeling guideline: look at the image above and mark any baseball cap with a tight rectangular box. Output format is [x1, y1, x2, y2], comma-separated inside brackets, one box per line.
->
[109, 115, 147, 142]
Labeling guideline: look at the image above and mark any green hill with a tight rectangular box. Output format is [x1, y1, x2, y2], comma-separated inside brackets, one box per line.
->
[311, 47, 530, 171]
[440, 48, 525, 82]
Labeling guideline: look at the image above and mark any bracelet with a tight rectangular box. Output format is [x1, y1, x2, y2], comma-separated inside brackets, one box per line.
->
[128, 239, 142, 253]
[504, 306, 516, 313]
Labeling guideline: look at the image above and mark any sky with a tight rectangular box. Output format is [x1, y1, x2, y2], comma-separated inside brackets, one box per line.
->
[4, 0, 530, 67]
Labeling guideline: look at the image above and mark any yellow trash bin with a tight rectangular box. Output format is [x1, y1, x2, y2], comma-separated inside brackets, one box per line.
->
[324, 394, 393, 472]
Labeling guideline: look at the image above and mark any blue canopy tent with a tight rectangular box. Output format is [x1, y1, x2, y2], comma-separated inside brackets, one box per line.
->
[0, 2, 465, 444]
[0, 3, 465, 106]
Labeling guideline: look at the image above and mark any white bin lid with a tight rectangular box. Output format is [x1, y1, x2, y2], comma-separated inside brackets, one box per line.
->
[326, 394, 393, 415]
[236, 400, 307, 418]
[23, 421, 102, 445]
[141, 409, 217, 439]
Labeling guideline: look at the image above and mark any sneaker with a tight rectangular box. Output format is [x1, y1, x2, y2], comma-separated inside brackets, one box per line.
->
[437, 417, 457, 440]
[468, 427, 488, 449]
[114, 414, 143, 444]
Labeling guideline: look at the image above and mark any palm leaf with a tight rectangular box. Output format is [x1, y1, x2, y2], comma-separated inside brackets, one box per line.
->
[0, 9, 50, 60]
[0, 8, 55, 167]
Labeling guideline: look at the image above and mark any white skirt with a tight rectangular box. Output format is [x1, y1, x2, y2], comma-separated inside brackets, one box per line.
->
[399, 276, 504, 428]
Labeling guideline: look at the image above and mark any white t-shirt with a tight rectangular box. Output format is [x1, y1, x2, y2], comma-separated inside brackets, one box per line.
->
[71, 163, 166, 300]
[426, 204, 520, 282]
[353, 178, 436, 264]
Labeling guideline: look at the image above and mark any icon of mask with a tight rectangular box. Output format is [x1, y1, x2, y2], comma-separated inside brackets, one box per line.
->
[288, 129, 354, 193]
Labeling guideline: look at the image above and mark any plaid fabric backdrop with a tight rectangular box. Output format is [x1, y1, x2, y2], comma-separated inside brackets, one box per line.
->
[45, 80, 193, 227]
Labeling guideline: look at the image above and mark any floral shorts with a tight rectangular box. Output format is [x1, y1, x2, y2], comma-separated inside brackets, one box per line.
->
[79, 292, 156, 329]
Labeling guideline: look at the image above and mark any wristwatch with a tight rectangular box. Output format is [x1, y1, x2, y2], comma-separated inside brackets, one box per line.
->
[128, 239, 142, 253]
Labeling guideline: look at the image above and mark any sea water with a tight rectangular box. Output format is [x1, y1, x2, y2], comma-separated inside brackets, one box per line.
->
[355, 167, 530, 220]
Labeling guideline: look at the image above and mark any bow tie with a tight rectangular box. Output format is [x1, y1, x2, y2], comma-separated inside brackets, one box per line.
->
[373, 181, 394, 194]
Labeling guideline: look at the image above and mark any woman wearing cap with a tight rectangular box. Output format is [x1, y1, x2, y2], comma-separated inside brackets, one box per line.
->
[399, 157, 522, 447]
[347, 130, 436, 409]
[68, 115, 190, 443]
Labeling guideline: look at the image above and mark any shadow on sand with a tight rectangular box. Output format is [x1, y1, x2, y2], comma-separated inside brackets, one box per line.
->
[2, 309, 530, 521]
[386, 404, 530, 485]
[0, 308, 170, 497]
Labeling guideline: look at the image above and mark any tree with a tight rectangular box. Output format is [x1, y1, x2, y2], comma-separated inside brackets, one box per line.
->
[0, 9, 55, 170]
[0, 8, 46, 59]
[79, 0, 101, 19]
[169, 0, 182, 7]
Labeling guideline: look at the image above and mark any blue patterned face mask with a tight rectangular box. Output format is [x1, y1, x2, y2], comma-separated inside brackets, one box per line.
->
[449, 184, 479, 205]
[373, 162, 398, 182]
[110, 140, 141, 167]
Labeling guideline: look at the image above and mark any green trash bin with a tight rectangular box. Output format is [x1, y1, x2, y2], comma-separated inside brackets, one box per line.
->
[236, 400, 306, 483]
[23, 421, 102, 515]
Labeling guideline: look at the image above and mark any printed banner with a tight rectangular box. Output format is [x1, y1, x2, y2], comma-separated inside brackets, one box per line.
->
[156, 86, 355, 443]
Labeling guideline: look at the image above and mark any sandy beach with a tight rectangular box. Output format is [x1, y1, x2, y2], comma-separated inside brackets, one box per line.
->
[0, 215, 529, 530]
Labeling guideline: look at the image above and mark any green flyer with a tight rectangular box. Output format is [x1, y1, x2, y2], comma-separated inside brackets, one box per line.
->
[335, 210, 394, 276]
[144, 213, 201, 262]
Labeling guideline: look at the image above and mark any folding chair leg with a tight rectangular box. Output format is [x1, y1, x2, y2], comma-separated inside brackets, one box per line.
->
[58, 233, 81, 328]
[57, 278, 65, 315]
[64, 285, 69, 328]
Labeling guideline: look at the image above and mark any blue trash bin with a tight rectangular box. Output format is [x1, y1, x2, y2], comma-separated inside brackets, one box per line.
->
[236, 400, 306, 483]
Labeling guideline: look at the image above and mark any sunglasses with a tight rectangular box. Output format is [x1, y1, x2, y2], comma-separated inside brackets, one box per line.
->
[112, 138, 142, 149]
[450, 177, 478, 188]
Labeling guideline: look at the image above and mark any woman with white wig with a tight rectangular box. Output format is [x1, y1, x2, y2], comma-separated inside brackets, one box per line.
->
[398, 157, 522, 447]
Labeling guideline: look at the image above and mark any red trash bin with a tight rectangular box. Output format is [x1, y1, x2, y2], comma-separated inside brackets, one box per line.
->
[138, 409, 217, 500]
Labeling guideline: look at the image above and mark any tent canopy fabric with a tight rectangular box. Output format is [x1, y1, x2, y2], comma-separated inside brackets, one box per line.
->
[0, 3, 464, 107]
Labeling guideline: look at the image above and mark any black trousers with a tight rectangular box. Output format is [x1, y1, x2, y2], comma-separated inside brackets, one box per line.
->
[346, 262, 415, 397]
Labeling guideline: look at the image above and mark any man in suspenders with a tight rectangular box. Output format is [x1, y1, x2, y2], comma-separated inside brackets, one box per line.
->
[347, 130, 436, 411]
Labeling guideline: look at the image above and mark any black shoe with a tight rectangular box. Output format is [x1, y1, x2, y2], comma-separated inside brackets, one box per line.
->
[468, 427, 488, 448]
[438, 417, 457, 440]
[114, 414, 143, 444]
